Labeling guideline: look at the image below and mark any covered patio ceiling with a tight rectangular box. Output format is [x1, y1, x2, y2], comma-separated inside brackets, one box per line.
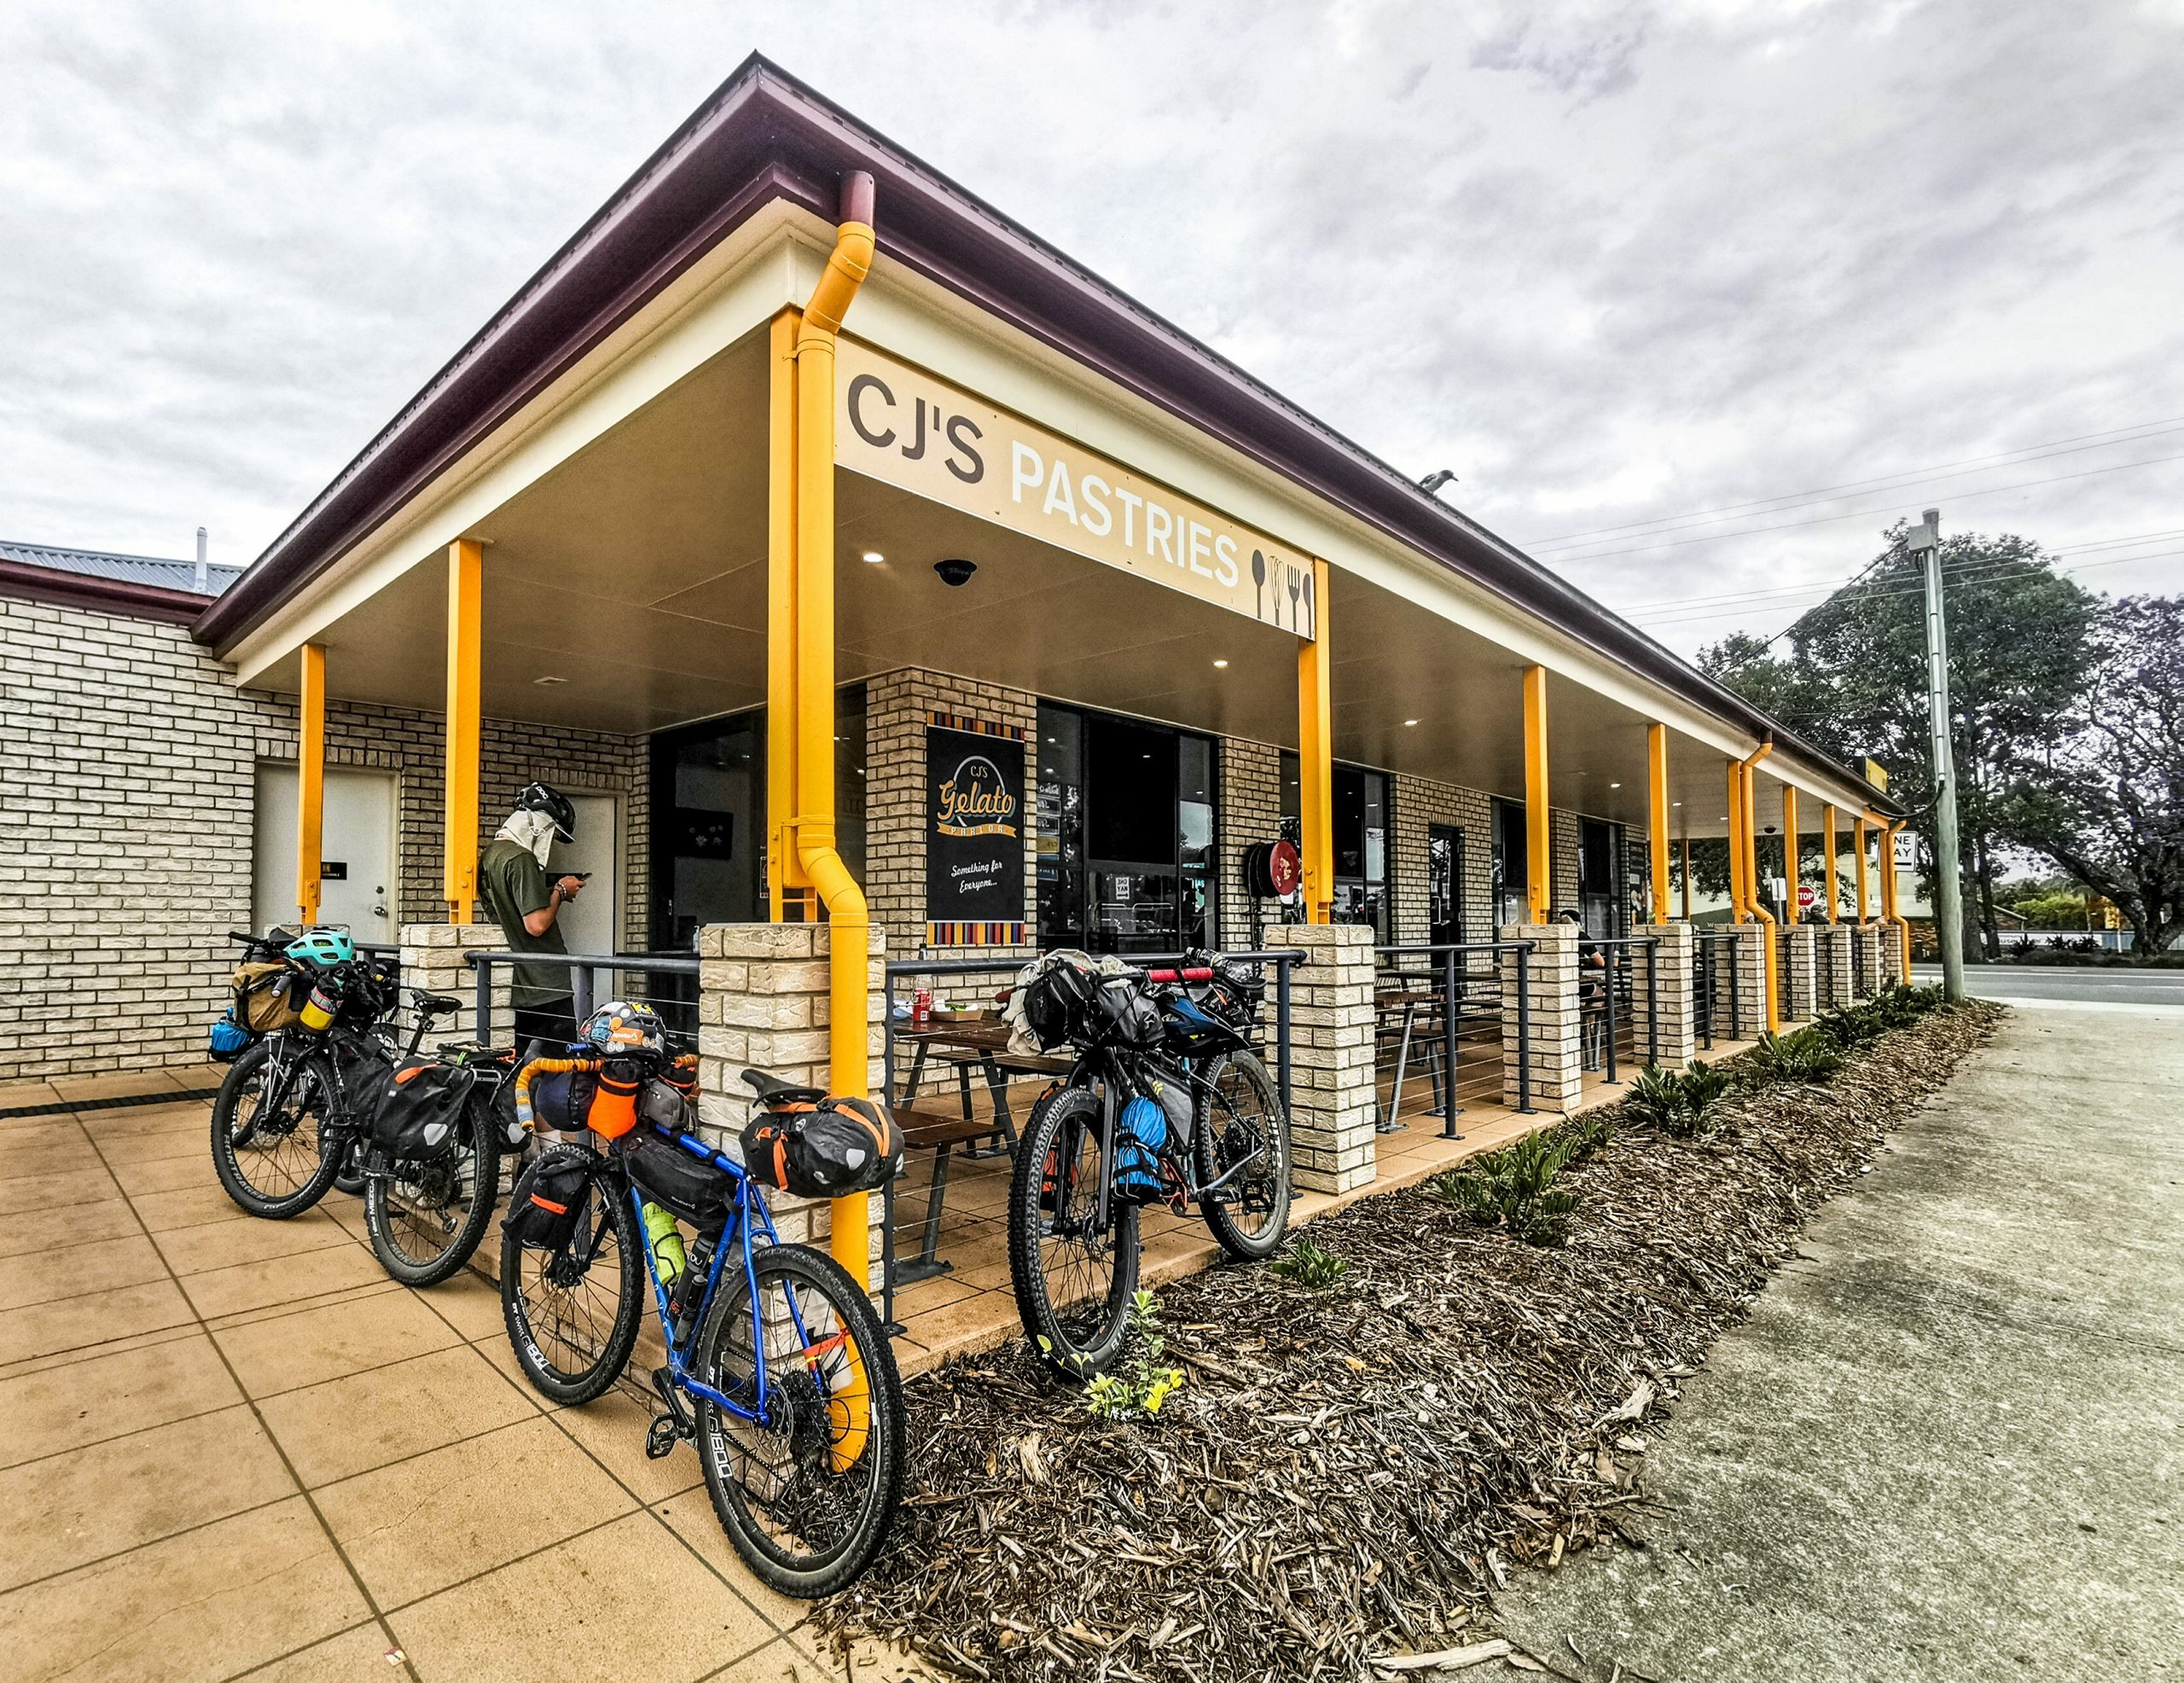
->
[255, 325, 1863, 841]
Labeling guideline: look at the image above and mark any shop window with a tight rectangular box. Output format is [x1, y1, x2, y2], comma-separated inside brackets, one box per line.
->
[1492, 798, 1527, 930]
[1037, 702, 1216, 954]
[1578, 816, 1622, 938]
[1333, 764, 1389, 942]
[1428, 822, 1465, 946]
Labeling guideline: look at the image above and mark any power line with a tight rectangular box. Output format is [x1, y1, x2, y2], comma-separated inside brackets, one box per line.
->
[1538, 449, 2184, 564]
[1519, 415, 2184, 550]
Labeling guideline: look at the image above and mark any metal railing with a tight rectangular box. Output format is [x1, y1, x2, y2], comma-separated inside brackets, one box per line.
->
[1373, 942, 1535, 1135]
[1693, 928, 1743, 1050]
[1587, 936, 1660, 1082]
[1816, 927, 1838, 1011]
[460, 950, 705, 1051]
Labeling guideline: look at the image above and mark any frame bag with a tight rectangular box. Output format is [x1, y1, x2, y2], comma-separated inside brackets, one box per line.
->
[622, 1131, 735, 1234]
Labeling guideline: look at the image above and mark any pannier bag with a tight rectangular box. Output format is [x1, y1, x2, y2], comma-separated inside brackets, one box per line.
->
[207, 1014, 253, 1061]
[741, 1094, 903, 1200]
[366, 1058, 476, 1163]
[505, 1146, 593, 1251]
[1113, 1094, 1172, 1204]
[622, 1130, 735, 1234]
[231, 962, 305, 1033]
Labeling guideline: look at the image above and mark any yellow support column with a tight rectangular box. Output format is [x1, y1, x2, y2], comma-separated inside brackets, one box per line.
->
[1822, 804, 1840, 924]
[1740, 746, 1780, 1033]
[1727, 762, 1746, 919]
[765, 308, 805, 924]
[1523, 666, 1551, 924]
[295, 643, 326, 926]
[1781, 785, 1799, 928]
[1855, 816, 1872, 921]
[1647, 723, 1670, 920]
[443, 539, 483, 924]
[1297, 557, 1335, 924]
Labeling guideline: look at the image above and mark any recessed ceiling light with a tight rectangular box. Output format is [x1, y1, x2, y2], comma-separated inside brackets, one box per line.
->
[1212, 659, 1228, 669]
[532, 675, 567, 686]
[1403, 718, 1420, 727]
[1672, 801, 1683, 808]
[1609, 781, 1622, 789]
[861, 550, 885, 564]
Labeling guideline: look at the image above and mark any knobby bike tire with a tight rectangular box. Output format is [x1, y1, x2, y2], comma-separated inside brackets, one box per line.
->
[363, 1102, 502, 1288]
[500, 1154, 644, 1406]
[1008, 1085, 1139, 1382]
[1193, 1048, 1292, 1262]
[209, 1038, 342, 1220]
[691, 1243, 906, 1599]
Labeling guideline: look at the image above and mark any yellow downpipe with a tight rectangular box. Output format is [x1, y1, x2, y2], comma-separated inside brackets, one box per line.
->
[766, 309, 802, 923]
[1296, 557, 1334, 924]
[1821, 804, 1840, 926]
[1523, 666, 1551, 925]
[1647, 723, 1670, 921]
[1855, 815, 1872, 922]
[296, 642, 326, 926]
[444, 540, 484, 924]
[1880, 818, 1912, 975]
[790, 177, 877, 1288]
[1727, 761, 1747, 920]
[1740, 741, 1780, 1034]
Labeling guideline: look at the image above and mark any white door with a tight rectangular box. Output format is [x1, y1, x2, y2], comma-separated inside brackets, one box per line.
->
[549, 793, 619, 957]
[254, 765, 398, 937]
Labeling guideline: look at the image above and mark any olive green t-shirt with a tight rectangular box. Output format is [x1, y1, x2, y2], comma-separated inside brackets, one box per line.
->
[478, 838, 571, 1009]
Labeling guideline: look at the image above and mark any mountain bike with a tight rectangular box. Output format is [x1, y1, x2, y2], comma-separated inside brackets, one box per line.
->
[1006, 957, 1291, 1381]
[499, 1065, 903, 1597]
[210, 960, 507, 1286]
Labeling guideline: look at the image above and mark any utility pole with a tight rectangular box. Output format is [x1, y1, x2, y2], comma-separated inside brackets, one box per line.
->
[1911, 509, 1965, 1001]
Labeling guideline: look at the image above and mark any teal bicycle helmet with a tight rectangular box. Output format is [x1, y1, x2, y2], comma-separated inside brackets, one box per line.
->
[284, 928, 355, 969]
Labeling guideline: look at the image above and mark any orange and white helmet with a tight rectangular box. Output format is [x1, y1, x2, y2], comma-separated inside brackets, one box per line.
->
[578, 1000, 664, 1056]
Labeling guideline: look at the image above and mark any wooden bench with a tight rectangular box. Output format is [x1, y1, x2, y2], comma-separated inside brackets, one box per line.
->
[892, 1103, 1002, 1283]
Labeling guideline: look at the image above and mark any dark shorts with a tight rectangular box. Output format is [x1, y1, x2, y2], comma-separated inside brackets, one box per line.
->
[513, 997, 578, 1052]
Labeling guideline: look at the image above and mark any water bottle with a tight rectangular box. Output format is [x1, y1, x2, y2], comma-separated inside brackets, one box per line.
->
[642, 1200, 686, 1288]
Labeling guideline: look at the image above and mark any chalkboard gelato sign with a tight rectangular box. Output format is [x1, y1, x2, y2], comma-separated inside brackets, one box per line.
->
[926, 717, 1027, 947]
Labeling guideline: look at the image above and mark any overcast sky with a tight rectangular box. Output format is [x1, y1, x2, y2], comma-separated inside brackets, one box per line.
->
[4, 0, 2181, 655]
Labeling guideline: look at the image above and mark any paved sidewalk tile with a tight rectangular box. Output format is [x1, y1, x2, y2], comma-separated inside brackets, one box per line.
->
[387, 1509, 780, 1681]
[213, 1287, 462, 1398]
[256, 1343, 538, 1489]
[0, 1497, 368, 1683]
[0, 1332, 241, 1470]
[0, 1198, 140, 1262]
[178, 1242, 386, 1320]
[0, 1277, 194, 1366]
[0, 1404, 293, 1592]
[0, 1233, 168, 1313]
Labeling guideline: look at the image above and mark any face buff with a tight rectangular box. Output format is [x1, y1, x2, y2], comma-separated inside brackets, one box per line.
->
[496, 807, 558, 869]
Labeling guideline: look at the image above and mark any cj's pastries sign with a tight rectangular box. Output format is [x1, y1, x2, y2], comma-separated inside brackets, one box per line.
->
[835, 338, 1318, 638]
[926, 721, 1026, 945]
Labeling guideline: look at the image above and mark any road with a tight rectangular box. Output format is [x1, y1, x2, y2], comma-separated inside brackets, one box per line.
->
[1482, 1000, 2184, 1682]
[1911, 961, 2184, 1007]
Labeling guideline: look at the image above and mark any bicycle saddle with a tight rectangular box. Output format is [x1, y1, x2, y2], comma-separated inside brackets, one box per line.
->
[741, 1067, 824, 1104]
[410, 990, 463, 1018]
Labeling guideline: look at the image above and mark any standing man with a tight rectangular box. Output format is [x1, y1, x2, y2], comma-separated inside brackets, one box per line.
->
[478, 783, 585, 1047]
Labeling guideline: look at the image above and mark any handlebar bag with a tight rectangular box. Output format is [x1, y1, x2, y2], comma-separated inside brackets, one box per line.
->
[232, 963, 306, 1033]
[622, 1131, 734, 1235]
[505, 1146, 593, 1251]
[741, 1094, 903, 1200]
[365, 1058, 476, 1163]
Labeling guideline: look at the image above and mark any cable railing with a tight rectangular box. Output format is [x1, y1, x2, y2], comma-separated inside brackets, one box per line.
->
[459, 949, 705, 1053]
[1586, 936, 1660, 1082]
[1693, 928, 1744, 1050]
[1372, 941, 1536, 1135]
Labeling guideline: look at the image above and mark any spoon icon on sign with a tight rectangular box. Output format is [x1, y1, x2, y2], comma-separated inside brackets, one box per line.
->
[1252, 548, 1266, 620]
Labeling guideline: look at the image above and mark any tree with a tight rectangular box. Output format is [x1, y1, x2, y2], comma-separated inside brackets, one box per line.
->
[1999, 595, 2184, 954]
[1701, 523, 2099, 958]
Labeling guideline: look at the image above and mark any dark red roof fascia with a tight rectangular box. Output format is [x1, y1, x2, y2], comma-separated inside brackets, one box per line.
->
[1, 559, 212, 625]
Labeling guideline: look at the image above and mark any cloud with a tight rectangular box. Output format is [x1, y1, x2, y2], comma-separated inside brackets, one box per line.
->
[1, 0, 2179, 653]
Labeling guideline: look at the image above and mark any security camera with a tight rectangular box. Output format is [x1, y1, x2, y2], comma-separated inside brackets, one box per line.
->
[933, 558, 977, 587]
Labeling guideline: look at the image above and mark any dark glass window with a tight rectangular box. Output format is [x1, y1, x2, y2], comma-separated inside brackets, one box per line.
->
[1332, 764, 1389, 941]
[1034, 706, 1084, 951]
[1492, 798, 1528, 930]
[1429, 823, 1465, 946]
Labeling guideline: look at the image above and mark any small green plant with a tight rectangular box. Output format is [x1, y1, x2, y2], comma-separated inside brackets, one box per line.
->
[1270, 1234, 1350, 1290]
[1430, 1125, 1583, 1247]
[1681, 1058, 1733, 1117]
[1744, 1026, 1843, 1085]
[1079, 1290, 1185, 1422]
[1621, 1060, 1729, 1136]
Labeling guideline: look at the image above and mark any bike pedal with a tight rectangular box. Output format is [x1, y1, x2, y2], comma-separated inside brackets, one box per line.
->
[644, 1413, 680, 1460]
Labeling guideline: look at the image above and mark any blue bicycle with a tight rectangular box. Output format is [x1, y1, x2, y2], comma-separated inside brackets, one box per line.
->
[500, 1062, 903, 1597]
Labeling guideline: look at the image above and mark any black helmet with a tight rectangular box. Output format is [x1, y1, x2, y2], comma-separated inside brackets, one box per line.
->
[514, 782, 577, 843]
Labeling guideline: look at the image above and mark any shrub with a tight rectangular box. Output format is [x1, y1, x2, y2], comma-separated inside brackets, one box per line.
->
[1621, 1060, 1730, 1136]
[1430, 1125, 1584, 1247]
[1270, 1235, 1350, 1290]
[1681, 1059, 1734, 1117]
[1743, 1027, 1843, 1085]
[1079, 1290, 1185, 1422]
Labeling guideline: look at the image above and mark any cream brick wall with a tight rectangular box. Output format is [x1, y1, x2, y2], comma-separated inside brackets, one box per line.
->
[1268, 921, 1377, 1193]
[1634, 922, 1696, 1070]
[0, 595, 647, 1082]
[1501, 922, 1583, 1112]
[1390, 774, 1494, 947]
[1817, 923, 1854, 1009]
[864, 668, 1037, 964]
[1780, 925, 1819, 1022]
[1852, 924, 1885, 997]
[1217, 736, 1285, 951]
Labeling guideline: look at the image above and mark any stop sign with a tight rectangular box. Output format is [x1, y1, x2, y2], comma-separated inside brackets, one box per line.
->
[1798, 885, 1817, 908]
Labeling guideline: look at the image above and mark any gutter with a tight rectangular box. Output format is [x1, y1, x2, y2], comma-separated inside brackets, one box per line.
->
[1, 560, 214, 626]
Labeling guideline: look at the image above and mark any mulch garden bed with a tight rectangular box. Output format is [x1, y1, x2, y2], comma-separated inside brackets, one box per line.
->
[817, 1001, 2003, 1682]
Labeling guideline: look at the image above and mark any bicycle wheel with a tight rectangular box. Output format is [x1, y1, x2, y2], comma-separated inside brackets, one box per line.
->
[501, 1156, 644, 1405]
[210, 1038, 342, 1220]
[690, 1242, 904, 1599]
[1008, 1086, 1138, 1381]
[363, 1103, 501, 1287]
[1194, 1049, 1292, 1261]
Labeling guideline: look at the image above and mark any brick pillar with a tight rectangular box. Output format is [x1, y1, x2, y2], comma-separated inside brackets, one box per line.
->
[1710, 924, 1767, 1040]
[1780, 926, 1817, 1023]
[398, 923, 508, 1041]
[1819, 925, 1853, 1010]
[1269, 923, 1376, 1193]
[1852, 925, 1884, 997]
[694, 922, 887, 1286]
[1878, 923, 1908, 986]
[1501, 922, 1582, 1114]
[1633, 922, 1695, 1071]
